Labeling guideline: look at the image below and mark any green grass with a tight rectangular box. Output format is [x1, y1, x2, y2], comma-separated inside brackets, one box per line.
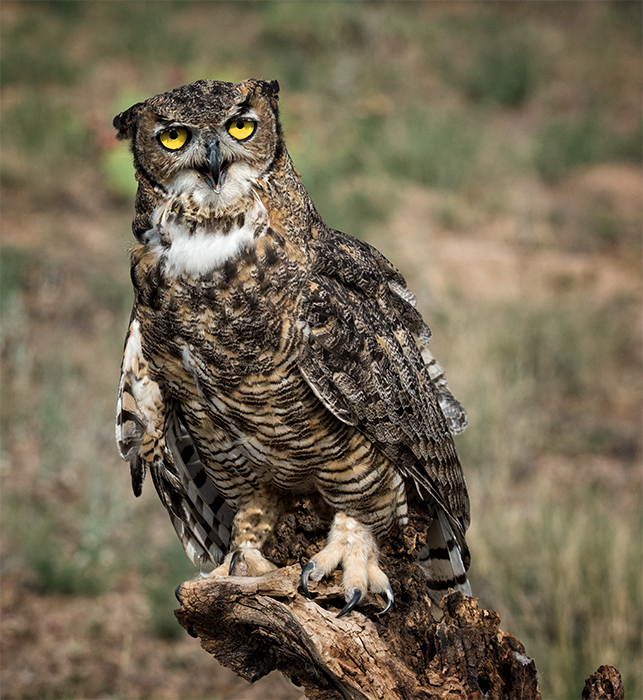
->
[2, 361, 128, 597]
[0, 92, 92, 191]
[533, 114, 642, 184]
[469, 482, 642, 699]
[0, 248, 133, 597]
[142, 537, 201, 639]
[436, 296, 642, 699]
[0, 247, 32, 302]
[0, 10, 79, 87]
[10, 497, 117, 597]
[434, 9, 543, 107]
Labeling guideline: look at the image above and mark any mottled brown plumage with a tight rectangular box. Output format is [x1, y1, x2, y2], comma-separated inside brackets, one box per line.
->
[115, 78, 471, 616]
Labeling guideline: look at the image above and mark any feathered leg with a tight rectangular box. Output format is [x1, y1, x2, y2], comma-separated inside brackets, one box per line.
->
[301, 512, 394, 617]
[210, 493, 278, 577]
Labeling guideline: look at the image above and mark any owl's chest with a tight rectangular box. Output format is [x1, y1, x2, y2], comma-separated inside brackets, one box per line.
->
[133, 218, 307, 394]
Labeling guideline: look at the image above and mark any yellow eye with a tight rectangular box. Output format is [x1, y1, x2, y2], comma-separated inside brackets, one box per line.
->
[227, 119, 256, 140]
[158, 127, 190, 150]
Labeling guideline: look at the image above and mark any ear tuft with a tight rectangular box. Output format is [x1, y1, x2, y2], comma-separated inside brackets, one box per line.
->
[113, 103, 143, 141]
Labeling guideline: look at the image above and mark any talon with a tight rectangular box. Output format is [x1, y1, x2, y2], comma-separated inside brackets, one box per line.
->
[301, 560, 315, 598]
[337, 589, 362, 618]
[377, 586, 394, 616]
[174, 584, 183, 604]
[228, 549, 241, 575]
[186, 624, 197, 638]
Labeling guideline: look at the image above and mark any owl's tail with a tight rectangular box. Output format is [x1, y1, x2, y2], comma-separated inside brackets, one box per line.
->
[418, 509, 471, 605]
[163, 411, 234, 568]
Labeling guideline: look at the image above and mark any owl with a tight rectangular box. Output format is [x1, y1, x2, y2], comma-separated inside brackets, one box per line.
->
[114, 78, 471, 617]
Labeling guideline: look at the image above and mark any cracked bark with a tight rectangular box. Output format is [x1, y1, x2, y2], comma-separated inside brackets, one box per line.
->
[173, 502, 623, 700]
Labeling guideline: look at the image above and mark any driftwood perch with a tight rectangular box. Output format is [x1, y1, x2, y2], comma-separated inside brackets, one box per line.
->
[173, 503, 624, 700]
[175, 565, 538, 700]
[174, 500, 542, 699]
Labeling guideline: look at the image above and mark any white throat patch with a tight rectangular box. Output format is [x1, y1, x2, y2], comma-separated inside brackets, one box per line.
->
[146, 198, 269, 278]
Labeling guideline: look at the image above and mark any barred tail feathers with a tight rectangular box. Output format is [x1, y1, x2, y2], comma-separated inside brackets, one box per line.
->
[164, 414, 234, 567]
[419, 509, 471, 604]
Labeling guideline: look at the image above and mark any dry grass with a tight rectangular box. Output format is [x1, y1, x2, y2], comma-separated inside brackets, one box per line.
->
[1, 2, 641, 699]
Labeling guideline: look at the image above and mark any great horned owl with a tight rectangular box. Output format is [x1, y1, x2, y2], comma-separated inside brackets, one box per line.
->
[115, 78, 471, 617]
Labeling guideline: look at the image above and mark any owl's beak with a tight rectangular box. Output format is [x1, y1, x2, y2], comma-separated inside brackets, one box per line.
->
[201, 141, 227, 192]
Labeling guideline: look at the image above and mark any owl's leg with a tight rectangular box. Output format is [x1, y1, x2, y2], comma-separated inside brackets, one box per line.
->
[301, 512, 393, 617]
[210, 493, 278, 578]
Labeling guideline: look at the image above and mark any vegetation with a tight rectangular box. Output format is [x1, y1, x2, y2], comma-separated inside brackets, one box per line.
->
[1, 2, 640, 699]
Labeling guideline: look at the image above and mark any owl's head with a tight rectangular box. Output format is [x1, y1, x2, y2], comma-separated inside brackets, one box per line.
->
[114, 79, 282, 213]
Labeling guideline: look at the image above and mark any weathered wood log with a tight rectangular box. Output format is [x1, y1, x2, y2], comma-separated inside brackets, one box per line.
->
[174, 565, 539, 700]
[582, 665, 625, 700]
[173, 502, 622, 700]
[174, 500, 543, 699]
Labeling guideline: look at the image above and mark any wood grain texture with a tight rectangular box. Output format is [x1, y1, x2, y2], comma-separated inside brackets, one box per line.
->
[175, 512, 541, 700]
[175, 566, 541, 700]
[582, 666, 625, 700]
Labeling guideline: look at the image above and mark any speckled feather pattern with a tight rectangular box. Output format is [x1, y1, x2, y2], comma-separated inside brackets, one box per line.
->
[115, 79, 471, 606]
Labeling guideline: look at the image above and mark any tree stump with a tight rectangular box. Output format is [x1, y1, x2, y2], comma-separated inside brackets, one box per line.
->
[174, 500, 543, 699]
[173, 501, 623, 700]
[582, 666, 625, 700]
[176, 565, 540, 700]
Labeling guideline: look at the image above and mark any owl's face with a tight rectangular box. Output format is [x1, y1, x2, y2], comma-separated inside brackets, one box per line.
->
[114, 79, 282, 213]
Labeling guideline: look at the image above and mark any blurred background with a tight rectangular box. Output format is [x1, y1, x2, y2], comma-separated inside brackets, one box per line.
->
[1, 2, 641, 699]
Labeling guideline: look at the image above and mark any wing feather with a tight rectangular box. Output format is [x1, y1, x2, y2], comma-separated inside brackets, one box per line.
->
[116, 317, 162, 496]
[419, 510, 472, 603]
[115, 317, 233, 566]
[299, 227, 470, 544]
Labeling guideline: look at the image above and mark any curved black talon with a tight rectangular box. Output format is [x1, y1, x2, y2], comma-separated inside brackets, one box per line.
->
[301, 561, 315, 599]
[336, 589, 362, 618]
[174, 584, 183, 604]
[376, 586, 394, 617]
[186, 624, 197, 638]
[228, 549, 242, 576]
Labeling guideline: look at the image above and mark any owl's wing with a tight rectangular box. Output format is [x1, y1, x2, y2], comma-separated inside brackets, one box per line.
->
[116, 317, 233, 566]
[298, 227, 470, 542]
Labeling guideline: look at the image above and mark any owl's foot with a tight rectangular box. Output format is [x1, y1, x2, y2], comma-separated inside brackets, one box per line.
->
[208, 493, 278, 578]
[211, 548, 278, 578]
[301, 512, 393, 617]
